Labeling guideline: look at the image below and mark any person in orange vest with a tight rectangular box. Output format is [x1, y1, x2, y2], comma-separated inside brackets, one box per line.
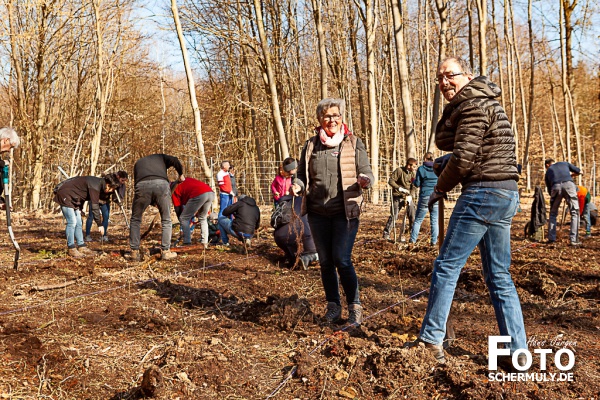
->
[576, 184, 592, 239]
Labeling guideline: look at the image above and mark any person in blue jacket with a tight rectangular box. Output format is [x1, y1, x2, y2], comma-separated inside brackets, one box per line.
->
[544, 158, 581, 245]
[409, 152, 439, 245]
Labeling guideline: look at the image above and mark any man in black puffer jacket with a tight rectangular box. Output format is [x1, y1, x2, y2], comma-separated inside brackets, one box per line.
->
[412, 57, 527, 367]
[218, 194, 261, 249]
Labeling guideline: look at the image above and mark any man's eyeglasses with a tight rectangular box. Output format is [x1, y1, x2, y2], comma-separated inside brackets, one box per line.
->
[435, 72, 465, 84]
[323, 114, 342, 121]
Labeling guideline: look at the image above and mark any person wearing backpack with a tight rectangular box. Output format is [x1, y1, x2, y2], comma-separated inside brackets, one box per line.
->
[272, 194, 318, 270]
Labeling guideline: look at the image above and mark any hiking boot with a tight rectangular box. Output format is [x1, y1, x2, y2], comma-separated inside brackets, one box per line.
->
[323, 302, 342, 323]
[68, 247, 84, 258]
[382, 232, 390, 241]
[347, 304, 363, 326]
[84, 235, 93, 242]
[517, 354, 529, 370]
[584, 233, 592, 239]
[570, 241, 582, 247]
[404, 339, 446, 364]
[100, 235, 109, 242]
[78, 246, 95, 256]
[244, 238, 252, 248]
[161, 250, 177, 260]
[497, 353, 529, 371]
[128, 249, 141, 262]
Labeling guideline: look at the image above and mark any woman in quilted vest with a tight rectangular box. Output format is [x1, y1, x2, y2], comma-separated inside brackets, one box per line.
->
[296, 98, 374, 327]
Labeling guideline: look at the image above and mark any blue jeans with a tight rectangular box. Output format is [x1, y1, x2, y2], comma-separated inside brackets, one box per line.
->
[218, 217, 252, 244]
[548, 181, 579, 242]
[179, 192, 215, 244]
[582, 203, 591, 234]
[308, 212, 360, 306]
[61, 206, 84, 248]
[129, 179, 172, 251]
[419, 187, 527, 353]
[410, 192, 439, 244]
[218, 193, 233, 218]
[85, 202, 109, 236]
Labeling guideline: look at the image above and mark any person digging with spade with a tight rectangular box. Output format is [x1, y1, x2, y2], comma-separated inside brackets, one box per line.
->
[406, 57, 527, 368]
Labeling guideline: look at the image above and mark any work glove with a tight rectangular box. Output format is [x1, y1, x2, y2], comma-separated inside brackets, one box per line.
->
[406, 195, 413, 205]
[398, 187, 410, 195]
[357, 173, 371, 188]
[428, 189, 447, 212]
[98, 226, 105, 236]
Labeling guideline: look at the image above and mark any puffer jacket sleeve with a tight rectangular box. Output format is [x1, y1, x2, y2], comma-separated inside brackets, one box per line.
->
[355, 137, 374, 187]
[436, 101, 487, 193]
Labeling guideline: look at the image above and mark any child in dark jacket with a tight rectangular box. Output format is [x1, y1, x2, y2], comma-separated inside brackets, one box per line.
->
[207, 212, 221, 244]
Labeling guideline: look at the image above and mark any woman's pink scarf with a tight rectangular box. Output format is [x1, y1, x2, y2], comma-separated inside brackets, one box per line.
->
[319, 124, 346, 148]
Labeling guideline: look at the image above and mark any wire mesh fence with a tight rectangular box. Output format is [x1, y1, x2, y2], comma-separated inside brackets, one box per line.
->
[226, 160, 463, 207]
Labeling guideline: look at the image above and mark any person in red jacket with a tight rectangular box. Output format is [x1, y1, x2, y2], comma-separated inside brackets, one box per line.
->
[217, 161, 233, 218]
[171, 177, 215, 247]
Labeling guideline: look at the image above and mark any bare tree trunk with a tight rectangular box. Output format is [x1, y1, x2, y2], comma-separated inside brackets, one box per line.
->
[310, 0, 327, 99]
[252, 0, 289, 159]
[562, 0, 582, 171]
[467, 0, 474, 70]
[538, 121, 546, 164]
[428, 0, 448, 153]
[475, 0, 487, 75]
[419, 0, 432, 148]
[522, 0, 535, 190]
[391, 0, 416, 160]
[348, 6, 367, 137]
[504, 0, 519, 161]
[385, 4, 399, 169]
[559, 0, 571, 162]
[491, 0, 506, 107]
[354, 0, 379, 203]
[509, 0, 528, 168]
[90, 0, 117, 177]
[172, 0, 213, 180]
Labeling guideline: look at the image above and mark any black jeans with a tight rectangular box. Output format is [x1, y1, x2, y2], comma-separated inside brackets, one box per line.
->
[273, 216, 317, 263]
[384, 196, 415, 236]
[308, 212, 360, 306]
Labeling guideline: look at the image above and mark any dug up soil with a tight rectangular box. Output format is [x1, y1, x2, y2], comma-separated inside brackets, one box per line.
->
[0, 195, 598, 399]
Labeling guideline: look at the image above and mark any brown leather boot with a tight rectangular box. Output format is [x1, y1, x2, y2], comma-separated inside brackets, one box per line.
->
[68, 248, 84, 258]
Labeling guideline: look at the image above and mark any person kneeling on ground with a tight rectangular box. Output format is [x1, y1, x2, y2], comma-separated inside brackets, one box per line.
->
[272, 194, 319, 270]
[218, 194, 260, 250]
[54, 174, 120, 258]
[207, 212, 221, 244]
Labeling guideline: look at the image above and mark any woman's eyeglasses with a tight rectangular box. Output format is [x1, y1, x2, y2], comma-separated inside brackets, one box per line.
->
[323, 114, 342, 121]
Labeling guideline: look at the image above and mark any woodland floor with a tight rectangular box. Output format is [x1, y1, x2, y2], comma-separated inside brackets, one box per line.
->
[0, 194, 598, 400]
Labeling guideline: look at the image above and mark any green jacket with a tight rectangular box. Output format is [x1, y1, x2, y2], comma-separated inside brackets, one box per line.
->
[388, 166, 416, 198]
